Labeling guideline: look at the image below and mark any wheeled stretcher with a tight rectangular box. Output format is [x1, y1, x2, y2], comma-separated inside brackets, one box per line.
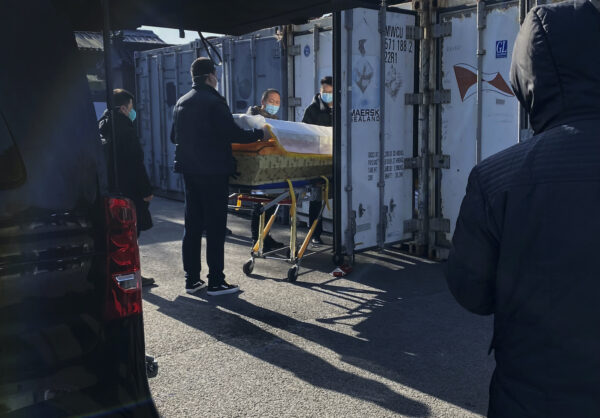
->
[229, 115, 333, 281]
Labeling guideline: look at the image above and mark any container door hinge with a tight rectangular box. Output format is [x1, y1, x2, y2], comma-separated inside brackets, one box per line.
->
[405, 89, 451, 105]
[403, 157, 422, 169]
[432, 22, 452, 38]
[405, 26, 424, 40]
[288, 97, 302, 107]
[431, 154, 450, 169]
[288, 45, 301, 56]
[430, 218, 451, 233]
[404, 219, 421, 233]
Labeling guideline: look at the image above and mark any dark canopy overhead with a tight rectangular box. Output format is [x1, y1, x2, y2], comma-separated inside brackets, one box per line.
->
[56, 0, 385, 35]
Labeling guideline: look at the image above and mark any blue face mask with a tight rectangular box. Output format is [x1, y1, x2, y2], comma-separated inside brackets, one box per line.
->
[128, 108, 137, 122]
[265, 104, 279, 115]
[321, 92, 333, 104]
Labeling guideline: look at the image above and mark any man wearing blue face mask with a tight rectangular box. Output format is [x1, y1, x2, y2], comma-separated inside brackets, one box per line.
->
[246, 89, 286, 252]
[247, 88, 281, 119]
[302, 76, 333, 245]
[99, 89, 155, 286]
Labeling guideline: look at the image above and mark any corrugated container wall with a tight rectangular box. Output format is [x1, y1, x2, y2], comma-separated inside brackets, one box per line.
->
[135, 31, 286, 198]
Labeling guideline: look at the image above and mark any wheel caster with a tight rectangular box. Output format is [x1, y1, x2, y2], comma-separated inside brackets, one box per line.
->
[287, 266, 299, 282]
[332, 253, 344, 266]
[242, 259, 255, 275]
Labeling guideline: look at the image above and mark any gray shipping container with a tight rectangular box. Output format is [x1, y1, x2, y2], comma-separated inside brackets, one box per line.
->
[135, 31, 286, 198]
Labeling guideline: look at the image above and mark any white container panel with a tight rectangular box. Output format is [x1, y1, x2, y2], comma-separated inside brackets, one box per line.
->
[383, 11, 416, 244]
[440, 4, 520, 239]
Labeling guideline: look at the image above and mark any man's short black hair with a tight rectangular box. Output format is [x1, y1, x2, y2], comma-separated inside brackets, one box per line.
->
[320, 76, 333, 87]
[191, 57, 216, 83]
[261, 88, 280, 103]
[113, 89, 134, 108]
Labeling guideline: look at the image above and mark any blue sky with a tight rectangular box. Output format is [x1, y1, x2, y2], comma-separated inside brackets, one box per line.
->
[139, 26, 222, 44]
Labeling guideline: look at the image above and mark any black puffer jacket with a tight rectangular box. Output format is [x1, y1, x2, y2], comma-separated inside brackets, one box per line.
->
[445, 3, 600, 417]
[171, 84, 263, 176]
[301, 93, 332, 127]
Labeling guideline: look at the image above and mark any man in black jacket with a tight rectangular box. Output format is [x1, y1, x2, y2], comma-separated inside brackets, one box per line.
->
[99, 89, 155, 287]
[445, 2, 600, 417]
[172, 58, 269, 296]
[302, 76, 333, 245]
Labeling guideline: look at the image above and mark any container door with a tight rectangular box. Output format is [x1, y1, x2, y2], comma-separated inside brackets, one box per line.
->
[230, 39, 255, 113]
[149, 55, 165, 191]
[439, 3, 520, 240]
[135, 53, 157, 189]
[339, 7, 416, 254]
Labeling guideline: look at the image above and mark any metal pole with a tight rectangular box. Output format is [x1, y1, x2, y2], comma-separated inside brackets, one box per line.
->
[313, 24, 320, 93]
[344, 10, 355, 260]
[101, 0, 120, 193]
[476, 0, 486, 164]
[377, 0, 387, 250]
[418, 0, 431, 252]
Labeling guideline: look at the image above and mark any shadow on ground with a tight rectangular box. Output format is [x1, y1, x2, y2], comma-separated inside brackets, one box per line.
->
[144, 251, 493, 416]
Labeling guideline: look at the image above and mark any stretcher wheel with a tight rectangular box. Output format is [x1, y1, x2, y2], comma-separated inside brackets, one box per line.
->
[243, 259, 255, 275]
[287, 266, 299, 282]
[332, 253, 344, 266]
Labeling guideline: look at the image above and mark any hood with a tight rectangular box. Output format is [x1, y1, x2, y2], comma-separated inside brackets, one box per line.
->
[510, 1, 600, 134]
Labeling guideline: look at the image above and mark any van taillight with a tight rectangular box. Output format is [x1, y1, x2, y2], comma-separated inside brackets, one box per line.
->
[105, 197, 142, 319]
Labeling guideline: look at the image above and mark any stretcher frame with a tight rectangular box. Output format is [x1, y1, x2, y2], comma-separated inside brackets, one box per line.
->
[231, 177, 331, 282]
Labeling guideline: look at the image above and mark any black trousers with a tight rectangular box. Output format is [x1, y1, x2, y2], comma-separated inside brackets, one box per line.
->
[308, 200, 323, 239]
[182, 174, 228, 286]
[251, 203, 276, 242]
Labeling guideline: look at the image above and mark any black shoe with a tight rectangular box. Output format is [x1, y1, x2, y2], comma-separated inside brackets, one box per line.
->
[226, 228, 233, 236]
[141, 276, 155, 287]
[207, 281, 240, 296]
[185, 279, 206, 294]
[311, 237, 323, 245]
[263, 236, 285, 252]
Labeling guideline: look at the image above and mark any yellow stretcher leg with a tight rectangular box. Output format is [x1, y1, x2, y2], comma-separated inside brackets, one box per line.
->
[252, 205, 279, 253]
[286, 179, 297, 261]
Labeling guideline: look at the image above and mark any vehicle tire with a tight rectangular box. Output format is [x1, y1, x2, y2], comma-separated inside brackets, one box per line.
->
[243, 259, 254, 275]
[287, 266, 299, 283]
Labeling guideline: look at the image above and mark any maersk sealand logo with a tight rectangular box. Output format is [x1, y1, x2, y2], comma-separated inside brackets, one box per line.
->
[453, 63, 514, 101]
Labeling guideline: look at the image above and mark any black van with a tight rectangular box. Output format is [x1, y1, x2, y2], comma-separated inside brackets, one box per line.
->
[0, 1, 158, 416]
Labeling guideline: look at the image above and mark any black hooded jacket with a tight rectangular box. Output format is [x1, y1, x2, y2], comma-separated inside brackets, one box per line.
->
[302, 93, 332, 127]
[445, 3, 600, 417]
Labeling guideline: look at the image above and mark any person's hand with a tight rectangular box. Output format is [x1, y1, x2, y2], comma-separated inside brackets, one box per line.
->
[262, 125, 272, 141]
[143, 195, 154, 202]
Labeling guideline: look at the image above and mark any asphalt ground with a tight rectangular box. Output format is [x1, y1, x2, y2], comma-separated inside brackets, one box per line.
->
[139, 197, 495, 418]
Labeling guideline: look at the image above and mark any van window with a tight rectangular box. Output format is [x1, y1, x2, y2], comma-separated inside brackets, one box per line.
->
[0, 110, 26, 189]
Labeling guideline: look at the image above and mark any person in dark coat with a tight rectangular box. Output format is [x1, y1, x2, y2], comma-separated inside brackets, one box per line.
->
[246, 89, 285, 252]
[302, 76, 333, 245]
[99, 88, 155, 287]
[445, 2, 600, 417]
[171, 57, 270, 296]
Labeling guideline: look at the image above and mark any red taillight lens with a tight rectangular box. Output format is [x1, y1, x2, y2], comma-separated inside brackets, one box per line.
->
[105, 197, 142, 319]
